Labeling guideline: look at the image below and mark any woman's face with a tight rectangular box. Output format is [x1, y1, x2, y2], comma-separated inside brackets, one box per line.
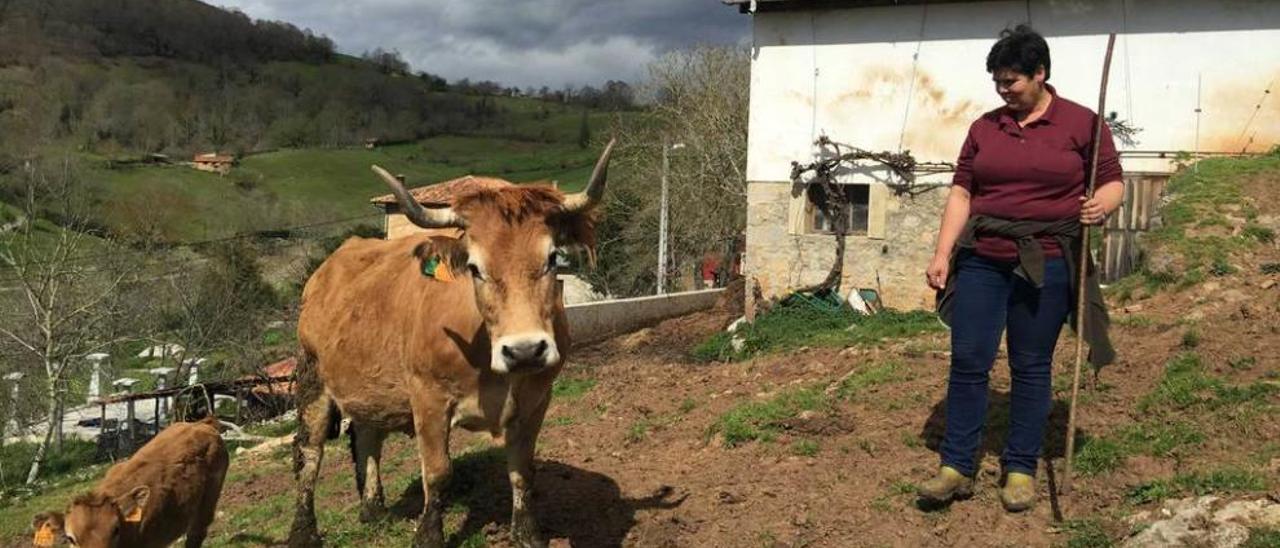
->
[992, 67, 1046, 113]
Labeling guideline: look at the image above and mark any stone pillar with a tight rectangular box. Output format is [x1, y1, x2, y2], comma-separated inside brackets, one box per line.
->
[1, 372, 24, 447]
[86, 353, 109, 403]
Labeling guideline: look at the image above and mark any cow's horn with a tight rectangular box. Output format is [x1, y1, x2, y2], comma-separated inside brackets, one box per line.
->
[562, 138, 617, 213]
[371, 165, 466, 229]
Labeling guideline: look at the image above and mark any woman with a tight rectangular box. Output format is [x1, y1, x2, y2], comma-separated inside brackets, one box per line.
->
[918, 25, 1124, 512]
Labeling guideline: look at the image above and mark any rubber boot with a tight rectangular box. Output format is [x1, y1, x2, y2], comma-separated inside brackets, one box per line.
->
[917, 465, 974, 503]
[1000, 472, 1036, 512]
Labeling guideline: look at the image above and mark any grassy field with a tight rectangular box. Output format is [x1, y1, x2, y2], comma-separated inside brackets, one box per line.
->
[85, 135, 605, 243]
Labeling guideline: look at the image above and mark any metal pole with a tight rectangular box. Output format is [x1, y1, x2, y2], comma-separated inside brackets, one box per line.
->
[658, 139, 670, 295]
[1064, 33, 1116, 496]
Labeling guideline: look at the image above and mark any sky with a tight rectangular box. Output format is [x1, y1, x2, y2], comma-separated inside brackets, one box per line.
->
[214, 0, 750, 89]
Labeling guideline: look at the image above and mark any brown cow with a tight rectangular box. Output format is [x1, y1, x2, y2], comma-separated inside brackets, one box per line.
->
[287, 140, 616, 548]
[31, 416, 228, 548]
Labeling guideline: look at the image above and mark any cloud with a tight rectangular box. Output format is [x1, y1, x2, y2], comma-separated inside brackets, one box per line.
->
[214, 0, 749, 88]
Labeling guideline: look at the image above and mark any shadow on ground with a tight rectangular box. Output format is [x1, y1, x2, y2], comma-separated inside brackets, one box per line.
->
[390, 448, 685, 548]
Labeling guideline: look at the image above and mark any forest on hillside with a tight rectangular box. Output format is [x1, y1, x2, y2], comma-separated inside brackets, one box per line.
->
[0, 0, 634, 166]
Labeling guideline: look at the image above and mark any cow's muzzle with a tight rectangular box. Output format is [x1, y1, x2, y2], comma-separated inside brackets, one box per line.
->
[493, 333, 560, 373]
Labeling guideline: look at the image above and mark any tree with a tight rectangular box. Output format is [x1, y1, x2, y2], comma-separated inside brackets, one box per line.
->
[583, 45, 749, 297]
[156, 240, 279, 384]
[577, 109, 591, 149]
[0, 155, 141, 484]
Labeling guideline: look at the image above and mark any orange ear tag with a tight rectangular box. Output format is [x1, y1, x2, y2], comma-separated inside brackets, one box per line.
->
[33, 523, 56, 547]
[124, 506, 143, 523]
[433, 259, 455, 282]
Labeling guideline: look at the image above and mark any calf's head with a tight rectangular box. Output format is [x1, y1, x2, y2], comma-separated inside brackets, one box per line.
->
[374, 139, 615, 373]
[31, 487, 148, 548]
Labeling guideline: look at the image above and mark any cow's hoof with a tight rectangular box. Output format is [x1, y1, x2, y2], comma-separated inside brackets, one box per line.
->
[511, 517, 547, 548]
[286, 528, 323, 548]
[358, 503, 388, 524]
[512, 532, 549, 548]
[411, 528, 444, 548]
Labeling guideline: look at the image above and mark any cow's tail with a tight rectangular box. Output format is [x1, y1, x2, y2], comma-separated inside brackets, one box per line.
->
[292, 348, 340, 475]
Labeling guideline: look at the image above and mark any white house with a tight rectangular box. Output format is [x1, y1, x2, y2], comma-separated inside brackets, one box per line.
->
[726, 0, 1280, 309]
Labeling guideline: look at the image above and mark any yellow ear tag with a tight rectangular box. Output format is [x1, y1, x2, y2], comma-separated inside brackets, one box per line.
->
[124, 506, 143, 523]
[33, 523, 55, 547]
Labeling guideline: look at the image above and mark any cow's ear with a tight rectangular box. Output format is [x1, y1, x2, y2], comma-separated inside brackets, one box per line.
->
[31, 512, 64, 547]
[548, 210, 599, 268]
[116, 486, 149, 523]
[413, 237, 469, 280]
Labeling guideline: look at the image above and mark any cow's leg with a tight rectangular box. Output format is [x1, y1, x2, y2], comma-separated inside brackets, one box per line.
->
[505, 379, 553, 548]
[350, 422, 388, 523]
[185, 460, 227, 548]
[288, 391, 334, 548]
[411, 396, 452, 548]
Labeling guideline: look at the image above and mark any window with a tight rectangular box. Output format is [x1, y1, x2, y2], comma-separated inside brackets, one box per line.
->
[809, 183, 869, 235]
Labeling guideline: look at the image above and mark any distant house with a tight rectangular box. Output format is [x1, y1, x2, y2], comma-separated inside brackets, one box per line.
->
[192, 153, 235, 175]
[369, 174, 512, 239]
[364, 138, 380, 150]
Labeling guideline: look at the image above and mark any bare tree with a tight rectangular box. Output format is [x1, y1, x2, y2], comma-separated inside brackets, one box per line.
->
[0, 156, 138, 484]
[587, 45, 749, 296]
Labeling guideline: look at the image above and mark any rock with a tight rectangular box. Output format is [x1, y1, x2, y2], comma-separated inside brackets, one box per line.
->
[1220, 289, 1250, 303]
[730, 335, 746, 353]
[727, 317, 748, 333]
[1262, 280, 1277, 290]
[1124, 496, 1280, 548]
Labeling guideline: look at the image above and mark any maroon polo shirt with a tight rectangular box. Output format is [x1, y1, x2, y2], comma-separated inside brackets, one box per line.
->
[952, 85, 1123, 261]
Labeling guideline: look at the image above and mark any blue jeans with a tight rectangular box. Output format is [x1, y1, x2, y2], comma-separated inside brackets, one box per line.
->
[940, 252, 1071, 477]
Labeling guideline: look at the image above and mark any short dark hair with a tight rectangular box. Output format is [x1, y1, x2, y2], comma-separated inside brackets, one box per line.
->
[986, 24, 1051, 81]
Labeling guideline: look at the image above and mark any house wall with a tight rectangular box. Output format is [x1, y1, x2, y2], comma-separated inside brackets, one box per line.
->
[743, 0, 1280, 308]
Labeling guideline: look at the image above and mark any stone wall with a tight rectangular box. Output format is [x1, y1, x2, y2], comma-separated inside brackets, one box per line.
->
[744, 180, 948, 311]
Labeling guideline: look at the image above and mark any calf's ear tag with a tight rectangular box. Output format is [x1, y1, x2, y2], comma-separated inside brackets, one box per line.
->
[124, 506, 143, 523]
[421, 256, 454, 282]
[33, 524, 56, 547]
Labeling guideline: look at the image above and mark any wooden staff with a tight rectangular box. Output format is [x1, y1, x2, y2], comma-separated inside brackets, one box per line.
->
[1063, 33, 1117, 495]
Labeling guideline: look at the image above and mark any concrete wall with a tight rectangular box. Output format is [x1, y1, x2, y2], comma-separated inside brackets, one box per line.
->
[743, 0, 1280, 307]
[566, 289, 725, 347]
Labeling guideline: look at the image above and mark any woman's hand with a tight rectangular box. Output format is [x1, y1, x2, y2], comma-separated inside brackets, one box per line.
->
[1079, 196, 1108, 225]
[926, 253, 950, 290]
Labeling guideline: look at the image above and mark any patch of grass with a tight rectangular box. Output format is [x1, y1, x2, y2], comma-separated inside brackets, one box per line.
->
[1138, 353, 1217, 411]
[1120, 421, 1204, 457]
[243, 418, 298, 438]
[1180, 329, 1200, 349]
[791, 439, 820, 457]
[1140, 352, 1278, 413]
[1062, 519, 1113, 548]
[1113, 314, 1158, 328]
[551, 377, 596, 401]
[1128, 467, 1269, 505]
[1176, 468, 1268, 495]
[1242, 224, 1276, 243]
[1073, 437, 1127, 476]
[626, 419, 650, 444]
[1243, 528, 1280, 548]
[1229, 356, 1258, 370]
[1261, 263, 1280, 275]
[1125, 480, 1177, 505]
[1209, 257, 1236, 277]
[546, 416, 576, 427]
[900, 432, 923, 449]
[692, 303, 943, 362]
[678, 398, 698, 414]
[713, 387, 828, 447]
[890, 480, 917, 496]
[0, 440, 100, 494]
[834, 362, 902, 400]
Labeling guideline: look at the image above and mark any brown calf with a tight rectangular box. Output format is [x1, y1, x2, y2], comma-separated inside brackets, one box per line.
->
[31, 417, 228, 548]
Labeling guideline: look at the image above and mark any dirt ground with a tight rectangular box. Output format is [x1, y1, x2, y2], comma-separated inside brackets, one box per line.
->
[200, 256, 1277, 548]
